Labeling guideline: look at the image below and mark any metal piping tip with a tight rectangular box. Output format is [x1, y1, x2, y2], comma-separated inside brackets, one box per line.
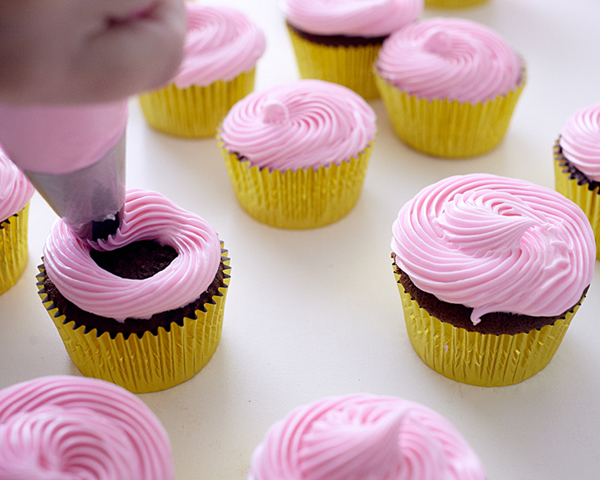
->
[25, 133, 126, 241]
[91, 210, 122, 241]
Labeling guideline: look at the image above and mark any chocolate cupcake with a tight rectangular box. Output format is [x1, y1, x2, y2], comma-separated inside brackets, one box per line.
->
[218, 80, 376, 229]
[375, 17, 525, 157]
[0, 375, 174, 479]
[139, 2, 265, 137]
[425, 0, 487, 8]
[0, 148, 34, 295]
[249, 394, 486, 480]
[554, 103, 600, 259]
[283, 0, 422, 99]
[37, 188, 230, 393]
[391, 174, 594, 386]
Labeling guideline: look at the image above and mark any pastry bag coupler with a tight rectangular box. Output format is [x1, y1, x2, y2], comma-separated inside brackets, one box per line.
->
[0, 100, 127, 240]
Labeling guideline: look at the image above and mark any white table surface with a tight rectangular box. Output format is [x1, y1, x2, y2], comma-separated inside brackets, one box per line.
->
[2, 1, 600, 478]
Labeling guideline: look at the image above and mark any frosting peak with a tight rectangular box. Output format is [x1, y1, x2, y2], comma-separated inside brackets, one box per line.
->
[248, 394, 486, 480]
[559, 103, 600, 181]
[376, 18, 522, 103]
[299, 406, 406, 480]
[220, 80, 376, 171]
[391, 174, 595, 324]
[423, 30, 452, 55]
[283, 0, 422, 37]
[173, 3, 266, 88]
[437, 190, 545, 255]
[262, 101, 290, 124]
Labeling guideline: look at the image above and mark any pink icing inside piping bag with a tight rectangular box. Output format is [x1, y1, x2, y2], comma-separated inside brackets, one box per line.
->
[0, 101, 127, 174]
[0, 101, 128, 240]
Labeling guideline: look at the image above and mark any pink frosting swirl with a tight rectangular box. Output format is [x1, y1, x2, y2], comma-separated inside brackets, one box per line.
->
[391, 174, 595, 325]
[282, 0, 422, 37]
[173, 3, 266, 88]
[44, 188, 221, 321]
[559, 103, 600, 182]
[0, 148, 34, 221]
[376, 18, 522, 103]
[0, 375, 174, 480]
[220, 80, 376, 171]
[248, 394, 486, 480]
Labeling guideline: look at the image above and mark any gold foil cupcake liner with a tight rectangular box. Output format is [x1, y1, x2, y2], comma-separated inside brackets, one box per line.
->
[554, 140, 600, 260]
[394, 269, 580, 387]
[287, 26, 381, 100]
[36, 247, 231, 394]
[219, 142, 373, 229]
[139, 70, 256, 138]
[425, 0, 488, 8]
[374, 68, 526, 158]
[0, 203, 30, 295]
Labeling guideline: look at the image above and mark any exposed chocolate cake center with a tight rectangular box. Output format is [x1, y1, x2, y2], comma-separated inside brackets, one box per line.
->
[90, 240, 177, 279]
[42, 241, 227, 340]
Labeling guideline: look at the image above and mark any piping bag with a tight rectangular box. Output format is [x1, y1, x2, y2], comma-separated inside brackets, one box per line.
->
[0, 100, 128, 241]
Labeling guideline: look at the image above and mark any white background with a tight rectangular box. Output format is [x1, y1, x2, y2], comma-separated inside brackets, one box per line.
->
[1, 0, 600, 478]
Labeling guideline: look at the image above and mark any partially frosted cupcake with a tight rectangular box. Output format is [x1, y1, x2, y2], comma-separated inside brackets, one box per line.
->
[249, 393, 486, 480]
[283, 0, 422, 100]
[37, 188, 230, 393]
[375, 17, 525, 157]
[392, 174, 594, 386]
[139, 2, 265, 137]
[0, 375, 174, 479]
[0, 149, 34, 295]
[219, 80, 376, 229]
[554, 103, 600, 259]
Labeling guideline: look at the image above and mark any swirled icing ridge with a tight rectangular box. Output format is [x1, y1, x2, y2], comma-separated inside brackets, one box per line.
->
[0, 148, 34, 221]
[283, 0, 422, 37]
[44, 188, 221, 321]
[248, 394, 486, 480]
[559, 103, 600, 182]
[0, 376, 174, 480]
[173, 4, 265, 88]
[220, 80, 376, 171]
[391, 174, 595, 325]
[376, 18, 522, 103]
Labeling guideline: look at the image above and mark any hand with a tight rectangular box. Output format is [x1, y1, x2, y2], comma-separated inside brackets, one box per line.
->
[0, 0, 186, 105]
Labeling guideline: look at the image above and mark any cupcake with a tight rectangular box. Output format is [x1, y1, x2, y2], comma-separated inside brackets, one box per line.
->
[425, 0, 487, 8]
[37, 188, 231, 393]
[0, 375, 174, 479]
[283, 0, 422, 100]
[218, 80, 376, 229]
[139, 2, 265, 137]
[248, 393, 486, 480]
[391, 174, 595, 387]
[554, 103, 600, 259]
[375, 18, 525, 158]
[0, 149, 35, 295]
